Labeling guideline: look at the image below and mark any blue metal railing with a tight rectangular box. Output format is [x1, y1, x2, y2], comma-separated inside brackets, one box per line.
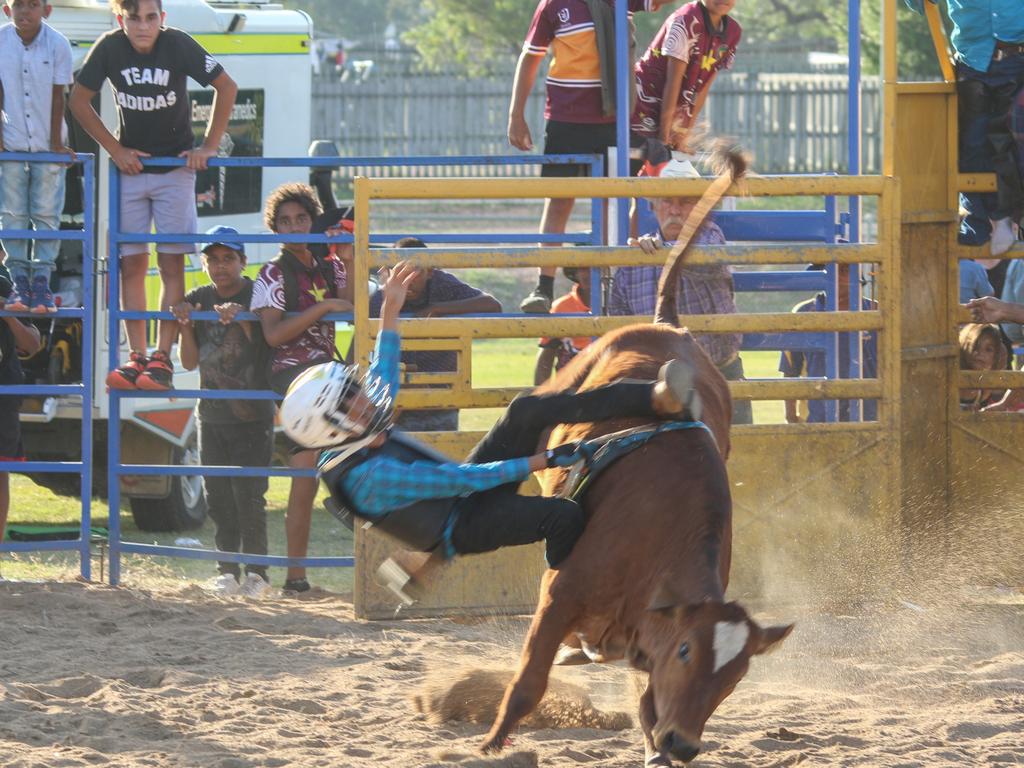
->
[111, 151, 872, 584]
[0, 151, 95, 576]
[105, 152, 603, 585]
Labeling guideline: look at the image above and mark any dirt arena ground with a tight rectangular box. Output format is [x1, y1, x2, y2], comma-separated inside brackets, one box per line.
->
[0, 579, 1020, 767]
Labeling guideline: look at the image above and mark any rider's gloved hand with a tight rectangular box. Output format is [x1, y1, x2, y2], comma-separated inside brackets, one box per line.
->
[545, 441, 588, 468]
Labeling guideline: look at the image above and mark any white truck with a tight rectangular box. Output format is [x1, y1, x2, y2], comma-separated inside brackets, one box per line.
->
[19, 0, 316, 531]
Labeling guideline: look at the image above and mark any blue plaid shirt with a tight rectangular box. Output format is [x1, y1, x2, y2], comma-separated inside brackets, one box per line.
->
[322, 330, 531, 516]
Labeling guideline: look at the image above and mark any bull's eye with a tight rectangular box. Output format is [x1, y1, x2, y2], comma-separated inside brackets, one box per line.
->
[678, 642, 690, 662]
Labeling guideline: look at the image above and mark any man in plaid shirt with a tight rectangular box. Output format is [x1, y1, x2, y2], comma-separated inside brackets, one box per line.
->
[609, 155, 753, 424]
[287, 262, 703, 602]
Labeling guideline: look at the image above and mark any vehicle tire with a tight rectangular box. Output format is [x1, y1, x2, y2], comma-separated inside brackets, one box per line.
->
[129, 432, 208, 532]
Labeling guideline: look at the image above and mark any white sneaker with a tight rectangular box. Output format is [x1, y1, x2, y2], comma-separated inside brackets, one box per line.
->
[239, 573, 272, 599]
[209, 573, 240, 596]
[990, 218, 1017, 257]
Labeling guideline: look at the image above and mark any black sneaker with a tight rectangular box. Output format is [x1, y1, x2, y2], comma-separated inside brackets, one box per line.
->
[520, 288, 552, 314]
[136, 349, 174, 391]
[282, 577, 311, 594]
[106, 351, 148, 390]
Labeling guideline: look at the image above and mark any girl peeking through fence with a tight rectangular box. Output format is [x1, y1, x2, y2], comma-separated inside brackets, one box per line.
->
[958, 323, 1011, 411]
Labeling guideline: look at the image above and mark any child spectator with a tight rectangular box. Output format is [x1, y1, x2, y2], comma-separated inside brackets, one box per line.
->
[69, 0, 238, 391]
[630, 0, 740, 149]
[250, 182, 351, 594]
[368, 237, 501, 431]
[0, 0, 73, 313]
[779, 264, 878, 424]
[509, 0, 669, 314]
[960, 258, 995, 303]
[966, 295, 1024, 409]
[171, 226, 274, 598]
[958, 322, 1008, 410]
[534, 266, 593, 385]
[0, 257, 42, 540]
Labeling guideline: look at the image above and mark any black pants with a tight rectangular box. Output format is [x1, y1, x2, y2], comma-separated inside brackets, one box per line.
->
[450, 381, 657, 567]
[199, 419, 274, 579]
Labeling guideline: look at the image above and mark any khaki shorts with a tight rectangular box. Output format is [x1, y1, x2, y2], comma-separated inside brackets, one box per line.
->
[118, 166, 198, 256]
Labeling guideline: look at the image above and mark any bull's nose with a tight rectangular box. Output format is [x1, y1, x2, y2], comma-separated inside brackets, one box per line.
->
[660, 732, 700, 763]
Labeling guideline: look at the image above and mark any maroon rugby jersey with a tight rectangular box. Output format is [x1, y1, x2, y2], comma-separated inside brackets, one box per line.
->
[630, 1, 741, 137]
[525, 0, 652, 124]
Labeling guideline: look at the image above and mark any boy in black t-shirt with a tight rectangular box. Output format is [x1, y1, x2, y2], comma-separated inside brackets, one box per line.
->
[0, 260, 42, 541]
[70, 0, 238, 393]
[172, 226, 274, 598]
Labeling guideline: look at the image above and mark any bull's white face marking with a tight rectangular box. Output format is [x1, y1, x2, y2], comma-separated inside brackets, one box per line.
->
[712, 621, 749, 673]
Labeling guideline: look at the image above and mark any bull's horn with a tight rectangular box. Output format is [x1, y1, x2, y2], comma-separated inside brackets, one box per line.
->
[647, 580, 687, 613]
[752, 622, 795, 656]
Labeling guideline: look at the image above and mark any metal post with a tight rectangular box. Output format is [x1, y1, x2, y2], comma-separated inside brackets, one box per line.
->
[824, 260, 838, 422]
[107, 163, 122, 585]
[80, 156, 95, 580]
[614, 0, 630, 245]
[848, 0, 862, 244]
[590, 154, 606, 315]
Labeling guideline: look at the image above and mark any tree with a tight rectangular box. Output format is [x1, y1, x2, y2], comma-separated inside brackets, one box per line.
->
[281, 0, 425, 44]
[287, 0, 946, 81]
[401, 0, 534, 76]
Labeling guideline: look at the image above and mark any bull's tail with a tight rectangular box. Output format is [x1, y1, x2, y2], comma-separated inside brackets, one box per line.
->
[653, 145, 749, 327]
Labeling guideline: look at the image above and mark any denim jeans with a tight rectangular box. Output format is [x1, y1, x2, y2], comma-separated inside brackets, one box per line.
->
[0, 161, 65, 281]
[957, 55, 1024, 244]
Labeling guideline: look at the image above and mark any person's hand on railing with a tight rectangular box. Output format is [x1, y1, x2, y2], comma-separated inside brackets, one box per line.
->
[508, 113, 534, 152]
[628, 233, 666, 255]
[111, 144, 149, 175]
[213, 302, 246, 325]
[171, 300, 196, 326]
[319, 298, 354, 315]
[181, 145, 217, 171]
[49, 142, 77, 164]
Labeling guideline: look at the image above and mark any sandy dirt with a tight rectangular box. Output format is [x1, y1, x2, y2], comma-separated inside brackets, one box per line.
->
[0, 580, 1021, 767]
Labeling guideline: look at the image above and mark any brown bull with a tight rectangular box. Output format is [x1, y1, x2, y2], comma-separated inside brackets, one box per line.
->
[482, 150, 793, 765]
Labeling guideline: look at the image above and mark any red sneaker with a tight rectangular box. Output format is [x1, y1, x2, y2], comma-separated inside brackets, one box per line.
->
[106, 351, 148, 390]
[136, 350, 175, 391]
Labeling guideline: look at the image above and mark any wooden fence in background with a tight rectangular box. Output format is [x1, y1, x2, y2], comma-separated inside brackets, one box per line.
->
[312, 72, 881, 176]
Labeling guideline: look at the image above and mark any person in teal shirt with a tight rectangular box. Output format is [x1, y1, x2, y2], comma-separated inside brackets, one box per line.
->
[905, 0, 1024, 256]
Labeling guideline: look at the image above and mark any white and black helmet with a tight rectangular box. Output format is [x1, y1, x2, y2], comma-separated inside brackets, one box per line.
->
[280, 361, 394, 450]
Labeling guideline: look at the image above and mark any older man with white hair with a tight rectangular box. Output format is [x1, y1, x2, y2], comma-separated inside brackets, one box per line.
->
[609, 154, 752, 424]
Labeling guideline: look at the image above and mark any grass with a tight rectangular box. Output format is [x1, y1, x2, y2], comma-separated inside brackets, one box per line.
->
[3, 341, 789, 586]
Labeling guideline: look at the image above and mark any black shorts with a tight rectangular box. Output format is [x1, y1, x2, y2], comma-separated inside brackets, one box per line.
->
[0, 397, 25, 461]
[541, 120, 618, 178]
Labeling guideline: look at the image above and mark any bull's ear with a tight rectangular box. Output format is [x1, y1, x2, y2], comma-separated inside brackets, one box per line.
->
[647, 580, 686, 614]
[752, 623, 794, 656]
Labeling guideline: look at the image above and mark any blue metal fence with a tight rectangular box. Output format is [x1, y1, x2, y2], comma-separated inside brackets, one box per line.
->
[105, 153, 603, 585]
[2, 149, 868, 585]
[0, 151, 95, 577]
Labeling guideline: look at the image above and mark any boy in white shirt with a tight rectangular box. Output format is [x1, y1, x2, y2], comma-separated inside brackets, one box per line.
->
[0, 0, 74, 313]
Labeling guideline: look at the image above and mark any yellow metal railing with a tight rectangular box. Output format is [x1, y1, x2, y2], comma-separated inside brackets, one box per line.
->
[352, 174, 901, 431]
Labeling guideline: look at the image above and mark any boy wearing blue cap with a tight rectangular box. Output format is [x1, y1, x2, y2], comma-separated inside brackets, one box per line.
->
[172, 226, 274, 597]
